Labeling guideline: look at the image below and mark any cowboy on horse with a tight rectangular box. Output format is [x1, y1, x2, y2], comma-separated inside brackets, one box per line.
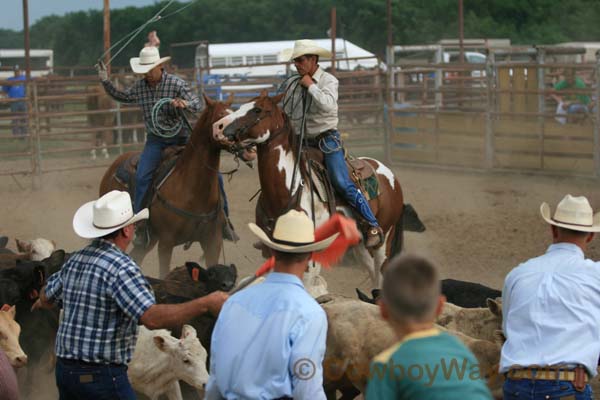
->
[283, 39, 384, 248]
[96, 45, 237, 246]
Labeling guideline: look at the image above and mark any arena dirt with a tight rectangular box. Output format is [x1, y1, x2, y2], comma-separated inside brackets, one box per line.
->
[3, 155, 600, 399]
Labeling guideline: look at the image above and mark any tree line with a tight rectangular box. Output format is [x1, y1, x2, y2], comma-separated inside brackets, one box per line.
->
[2, 0, 600, 67]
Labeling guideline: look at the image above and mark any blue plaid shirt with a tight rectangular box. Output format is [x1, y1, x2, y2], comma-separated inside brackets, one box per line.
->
[102, 71, 201, 139]
[45, 239, 155, 365]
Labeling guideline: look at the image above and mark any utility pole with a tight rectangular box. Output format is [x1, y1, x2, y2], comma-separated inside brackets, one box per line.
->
[330, 7, 336, 74]
[458, 0, 464, 63]
[387, 0, 393, 50]
[103, 0, 111, 74]
[22, 0, 31, 79]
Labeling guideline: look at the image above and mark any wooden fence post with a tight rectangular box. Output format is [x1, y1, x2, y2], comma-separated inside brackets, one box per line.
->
[32, 82, 42, 188]
[536, 48, 546, 170]
[384, 45, 394, 165]
[484, 51, 495, 169]
[594, 50, 600, 177]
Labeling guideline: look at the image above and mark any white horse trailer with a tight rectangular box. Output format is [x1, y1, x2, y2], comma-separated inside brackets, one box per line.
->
[0, 49, 54, 79]
[195, 38, 380, 77]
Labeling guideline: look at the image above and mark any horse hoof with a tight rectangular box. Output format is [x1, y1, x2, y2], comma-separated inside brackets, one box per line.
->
[90, 149, 97, 161]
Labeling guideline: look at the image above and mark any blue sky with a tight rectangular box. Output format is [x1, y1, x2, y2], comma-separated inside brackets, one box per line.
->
[1, 0, 167, 30]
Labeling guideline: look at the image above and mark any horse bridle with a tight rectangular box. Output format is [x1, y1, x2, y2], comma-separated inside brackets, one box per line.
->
[231, 108, 291, 155]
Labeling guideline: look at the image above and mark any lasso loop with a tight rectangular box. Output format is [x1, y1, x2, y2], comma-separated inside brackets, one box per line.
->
[150, 97, 183, 138]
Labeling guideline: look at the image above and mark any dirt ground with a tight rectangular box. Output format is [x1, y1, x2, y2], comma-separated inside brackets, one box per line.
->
[3, 154, 600, 399]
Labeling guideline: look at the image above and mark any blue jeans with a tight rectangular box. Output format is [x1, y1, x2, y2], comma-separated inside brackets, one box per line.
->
[503, 377, 593, 400]
[321, 130, 378, 227]
[10, 101, 27, 137]
[55, 358, 136, 400]
[567, 103, 589, 114]
[134, 135, 229, 216]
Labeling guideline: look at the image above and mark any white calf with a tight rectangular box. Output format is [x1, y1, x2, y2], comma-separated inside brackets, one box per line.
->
[128, 325, 209, 400]
[0, 306, 27, 368]
[16, 238, 56, 261]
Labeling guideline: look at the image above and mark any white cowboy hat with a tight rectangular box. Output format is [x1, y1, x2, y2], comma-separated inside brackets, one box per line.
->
[73, 191, 149, 239]
[287, 39, 332, 61]
[130, 46, 171, 74]
[248, 209, 338, 253]
[540, 194, 600, 232]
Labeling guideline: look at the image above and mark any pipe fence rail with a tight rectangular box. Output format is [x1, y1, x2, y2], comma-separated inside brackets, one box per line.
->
[2, 49, 599, 186]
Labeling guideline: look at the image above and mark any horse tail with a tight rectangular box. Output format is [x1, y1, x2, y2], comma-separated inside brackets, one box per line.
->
[402, 203, 426, 232]
[389, 206, 405, 259]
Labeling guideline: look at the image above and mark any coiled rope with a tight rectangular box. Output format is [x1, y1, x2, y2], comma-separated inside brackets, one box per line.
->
[150, 97, 183, 138]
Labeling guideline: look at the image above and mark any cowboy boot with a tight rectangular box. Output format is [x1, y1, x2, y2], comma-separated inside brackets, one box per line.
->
[133, 220, 150, 248]
[222, 217, 239, 242]
[365, 225, 384, 249]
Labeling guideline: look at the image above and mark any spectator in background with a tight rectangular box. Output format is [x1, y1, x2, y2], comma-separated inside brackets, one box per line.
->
[2, 66, 27, 138]
[552, 69, 591, 124]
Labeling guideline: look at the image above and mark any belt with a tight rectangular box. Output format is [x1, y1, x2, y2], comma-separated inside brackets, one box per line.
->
[305, 130, 335, 147]
[508, 367, 588, 383]
[57, 357, 125, 369]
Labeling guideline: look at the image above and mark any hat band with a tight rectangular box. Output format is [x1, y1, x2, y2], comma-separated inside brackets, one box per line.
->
[93, 217, 130, 230]
[551, 217, 592, 227]
[272, 237, 314, 247]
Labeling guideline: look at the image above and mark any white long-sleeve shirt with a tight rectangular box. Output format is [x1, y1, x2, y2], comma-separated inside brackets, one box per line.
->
[500, 243, 600, 376]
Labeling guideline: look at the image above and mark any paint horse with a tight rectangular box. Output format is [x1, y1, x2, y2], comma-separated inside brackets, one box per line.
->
[100, 95, 234, 277]
[212, 92, 420, 288]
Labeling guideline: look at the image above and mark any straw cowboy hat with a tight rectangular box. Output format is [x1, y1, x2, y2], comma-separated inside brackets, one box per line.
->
[130, 46, 171, 74]
[540, 194, 600, 232]
[248, 210, 338, 253]
[287, 39, 332, 61]
[73, 191, 149, 239]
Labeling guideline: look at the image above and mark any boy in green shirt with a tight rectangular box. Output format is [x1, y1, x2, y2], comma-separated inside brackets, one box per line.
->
[365, 255, 492, 400]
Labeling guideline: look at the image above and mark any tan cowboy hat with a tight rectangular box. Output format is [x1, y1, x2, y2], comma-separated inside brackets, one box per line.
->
[287, 39, 332, 61]
[540, 194, 600, 232]
[248, 210, 339, 253]
[130, 46, 171, 74]
[73, 191, 149, 239]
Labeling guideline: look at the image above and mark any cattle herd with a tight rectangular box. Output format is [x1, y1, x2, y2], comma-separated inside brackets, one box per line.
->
[0, 235, 510, 399]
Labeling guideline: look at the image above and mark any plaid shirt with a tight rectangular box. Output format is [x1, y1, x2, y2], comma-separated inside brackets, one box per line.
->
[45, 239, 155, 365]
[102, 71, 201, 139]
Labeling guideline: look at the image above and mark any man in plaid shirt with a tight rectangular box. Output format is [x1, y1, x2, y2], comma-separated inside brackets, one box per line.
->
[33, 190, 228, 400]
[97, 46, 236, 247]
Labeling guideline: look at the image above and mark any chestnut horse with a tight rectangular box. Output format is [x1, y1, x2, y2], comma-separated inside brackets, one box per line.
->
[212, 93, 407, 288]
[100, 95, 233, 277]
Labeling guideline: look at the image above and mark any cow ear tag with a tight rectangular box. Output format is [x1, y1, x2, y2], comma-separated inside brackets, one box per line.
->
[191, 267, 200, 282]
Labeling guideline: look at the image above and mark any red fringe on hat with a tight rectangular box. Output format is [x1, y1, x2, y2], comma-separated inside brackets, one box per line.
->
[254, 214, 360, 278]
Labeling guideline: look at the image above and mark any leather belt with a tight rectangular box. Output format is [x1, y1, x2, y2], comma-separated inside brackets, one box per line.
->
[57, 357, 125, 369]
[508, 365, 588, 392]
[305, 130, 335, 147]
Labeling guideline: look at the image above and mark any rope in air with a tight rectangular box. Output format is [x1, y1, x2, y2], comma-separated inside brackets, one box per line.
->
[96, 0, 197, 67]
[96, 1, 202, 137]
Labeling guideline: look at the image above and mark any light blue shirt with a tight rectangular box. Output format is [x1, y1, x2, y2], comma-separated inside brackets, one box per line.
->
[500, 243, 600, 375]
[205, 272, 328, 400]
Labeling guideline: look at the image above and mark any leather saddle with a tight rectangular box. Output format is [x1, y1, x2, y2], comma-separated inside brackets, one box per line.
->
[114, 145, 186, 208]
[302, 147, 380, 218]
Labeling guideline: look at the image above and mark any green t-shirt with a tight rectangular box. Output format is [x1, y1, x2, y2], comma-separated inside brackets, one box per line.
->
[554, 77, 590, 105]
[365, 328, 492, 400]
